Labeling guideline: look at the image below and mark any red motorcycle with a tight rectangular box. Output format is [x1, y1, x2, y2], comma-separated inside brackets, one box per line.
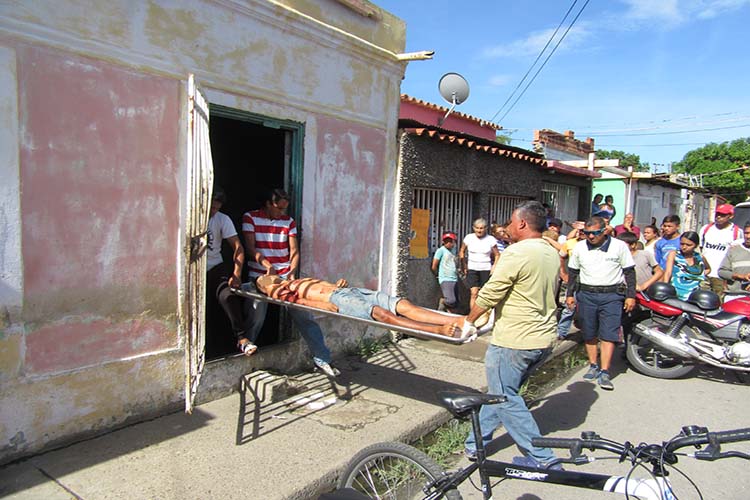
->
[627, 282, 750, 379]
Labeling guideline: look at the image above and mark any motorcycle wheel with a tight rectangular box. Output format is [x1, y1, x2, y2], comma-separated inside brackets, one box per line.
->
[626, 321, 696, 379]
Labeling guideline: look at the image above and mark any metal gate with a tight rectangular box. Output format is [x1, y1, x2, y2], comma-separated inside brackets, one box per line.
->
[413, 188, 472, 253]
[488, 194, 528, 226]
[542, 182, 580, 226]
[183, 74, 214, 413]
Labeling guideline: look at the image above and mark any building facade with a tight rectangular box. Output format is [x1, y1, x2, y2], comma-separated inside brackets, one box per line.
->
[0, 0, 408, 463]
[395, 98, 597, 310]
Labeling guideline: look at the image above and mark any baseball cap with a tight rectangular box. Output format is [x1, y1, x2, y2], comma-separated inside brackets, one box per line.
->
[715, 204, 734, 215]
[442, 232, 457, 241]
[548, 218, 563, 228]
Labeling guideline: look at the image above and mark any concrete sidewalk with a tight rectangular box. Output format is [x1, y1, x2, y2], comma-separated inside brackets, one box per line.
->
[1, 333, 517, 500]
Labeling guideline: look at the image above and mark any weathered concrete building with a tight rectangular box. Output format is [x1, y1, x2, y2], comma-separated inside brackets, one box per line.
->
[0, 0, 409, 463]
[395, 97, 597, 310]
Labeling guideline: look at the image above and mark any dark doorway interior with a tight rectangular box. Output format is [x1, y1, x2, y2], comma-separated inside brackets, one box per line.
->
[205, 114, 287, 360]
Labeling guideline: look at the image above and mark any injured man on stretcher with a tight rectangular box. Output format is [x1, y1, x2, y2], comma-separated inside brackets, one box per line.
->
[255, 276, 481, 339]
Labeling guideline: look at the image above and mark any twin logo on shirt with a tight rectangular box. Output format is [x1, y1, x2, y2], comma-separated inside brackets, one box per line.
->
[704, 242, 728, 252]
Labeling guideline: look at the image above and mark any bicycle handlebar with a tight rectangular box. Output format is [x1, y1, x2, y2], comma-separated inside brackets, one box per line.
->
[665, 427, 750, 453]
[532, 435, 625, 456]
[532, 427, 750, 462]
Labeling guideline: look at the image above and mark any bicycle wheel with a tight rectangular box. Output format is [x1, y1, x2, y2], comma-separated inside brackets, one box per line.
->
[339, 442, 461, 500]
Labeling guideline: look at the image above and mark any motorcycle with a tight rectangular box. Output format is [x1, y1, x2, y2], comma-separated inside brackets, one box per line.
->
[627, 282, 750, 379]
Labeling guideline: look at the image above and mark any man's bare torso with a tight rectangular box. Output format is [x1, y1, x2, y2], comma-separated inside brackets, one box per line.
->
[270, 278, 338, 303]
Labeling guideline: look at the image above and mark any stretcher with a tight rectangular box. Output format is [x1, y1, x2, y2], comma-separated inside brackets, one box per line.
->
[230, 288, 494, 345]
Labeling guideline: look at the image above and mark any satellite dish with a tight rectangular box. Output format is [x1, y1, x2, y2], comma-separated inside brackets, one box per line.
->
[437, 73, 469, 126]
[438, 72, 470, 105]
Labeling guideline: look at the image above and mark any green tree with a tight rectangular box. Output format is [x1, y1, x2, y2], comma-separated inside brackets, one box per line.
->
[495, 132, 512, 145]
[595, 149, 649, 172]
[672, 138, 750, 203]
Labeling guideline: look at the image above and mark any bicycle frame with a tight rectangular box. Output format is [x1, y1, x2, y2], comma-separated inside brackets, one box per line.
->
[432, 458, 674, 500]
[334, 392, 749, 500]
[428, 408, 675, 500]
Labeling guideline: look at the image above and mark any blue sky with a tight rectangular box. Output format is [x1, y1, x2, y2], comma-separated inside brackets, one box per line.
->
[376, 0, 750, 170]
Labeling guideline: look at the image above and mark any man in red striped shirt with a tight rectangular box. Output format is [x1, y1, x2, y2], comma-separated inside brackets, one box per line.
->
[243, 190, 298, 280]
[242, 188, 339, 377]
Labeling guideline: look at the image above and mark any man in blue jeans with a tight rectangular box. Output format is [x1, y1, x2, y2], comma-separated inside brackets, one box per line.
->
[463, 201, 561, 469]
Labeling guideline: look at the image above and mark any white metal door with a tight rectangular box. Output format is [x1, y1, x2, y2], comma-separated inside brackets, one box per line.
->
[183, 74, 214, 413]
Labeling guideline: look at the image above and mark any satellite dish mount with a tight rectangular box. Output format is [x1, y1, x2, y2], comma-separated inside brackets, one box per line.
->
[437, 73, 470, 126]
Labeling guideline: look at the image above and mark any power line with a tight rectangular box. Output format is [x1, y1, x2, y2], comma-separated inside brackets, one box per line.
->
[496, 0, 591, 124]
[499, 110, 750, 133]
[579, 115, 750, 134]
[597, 142, 710, 147]
[591, 123, 750, 137]
[511, 138, 712, 147]
[489, 0, 579, 123]
[564, 110, 745, 132]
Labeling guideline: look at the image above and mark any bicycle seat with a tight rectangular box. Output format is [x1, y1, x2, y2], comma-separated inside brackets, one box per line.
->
[437, 390, 507, 418]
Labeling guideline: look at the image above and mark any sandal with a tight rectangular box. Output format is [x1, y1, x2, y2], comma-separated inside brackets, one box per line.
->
[238, 339, 257, 356]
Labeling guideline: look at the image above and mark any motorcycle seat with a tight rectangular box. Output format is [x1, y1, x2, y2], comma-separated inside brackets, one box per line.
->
[662, 298, 721, 316]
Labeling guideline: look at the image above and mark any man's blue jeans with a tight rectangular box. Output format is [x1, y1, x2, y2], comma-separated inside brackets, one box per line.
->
[465, 344, 556, 464]
[557, 304, 575, 338]
[243, 282, 331, 364]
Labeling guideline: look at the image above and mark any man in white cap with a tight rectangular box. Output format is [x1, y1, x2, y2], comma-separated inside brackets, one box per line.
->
[700, 204, 744, 296]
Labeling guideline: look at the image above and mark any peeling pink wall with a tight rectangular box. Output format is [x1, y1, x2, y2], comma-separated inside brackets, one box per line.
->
[309, 117, 386, 290]
[25, 318, 174, 374]
[18, 45, 180, 374]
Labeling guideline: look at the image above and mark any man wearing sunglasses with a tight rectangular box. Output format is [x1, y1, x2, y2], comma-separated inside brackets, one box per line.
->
[565, 217, 636, 390]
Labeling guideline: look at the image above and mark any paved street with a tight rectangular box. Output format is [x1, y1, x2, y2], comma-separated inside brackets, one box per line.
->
[1, 336, 747, 500]
[456, 355, 750, 500]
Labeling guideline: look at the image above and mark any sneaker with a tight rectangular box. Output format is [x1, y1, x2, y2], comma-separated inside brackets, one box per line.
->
[314, 359, 341, 378]
[464, 448, 477, 461]
[583, 363, 600, 380]
[597, 370, 614, 390]
[512, 456, 564, 471]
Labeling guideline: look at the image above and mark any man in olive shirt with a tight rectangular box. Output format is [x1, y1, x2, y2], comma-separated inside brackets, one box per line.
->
[463, 200, 561, 469]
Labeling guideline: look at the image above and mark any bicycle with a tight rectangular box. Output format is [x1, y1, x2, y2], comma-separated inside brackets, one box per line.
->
[333, 390, 750, 499]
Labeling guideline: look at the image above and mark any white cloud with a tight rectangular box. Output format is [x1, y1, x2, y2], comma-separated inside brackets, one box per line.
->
[621, 0, 683, 25]
[481, 25, 591, 59]
[619, 0, 750, 25]
[488, 75, 511, 87]
[696, 0, 750, 18]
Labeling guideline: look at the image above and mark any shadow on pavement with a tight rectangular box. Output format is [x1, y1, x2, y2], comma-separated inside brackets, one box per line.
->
[0, 408, 216, 497]
[692, 365, 750, 385]
[236, 342, 479, 445]
[484, 380, 598, 457]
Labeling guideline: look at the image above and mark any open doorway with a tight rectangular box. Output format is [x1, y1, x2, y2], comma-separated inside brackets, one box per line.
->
[204, 108, 301, 360]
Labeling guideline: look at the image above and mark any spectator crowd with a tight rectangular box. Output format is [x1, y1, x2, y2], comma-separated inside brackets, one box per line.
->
[431, 194, 748, 391]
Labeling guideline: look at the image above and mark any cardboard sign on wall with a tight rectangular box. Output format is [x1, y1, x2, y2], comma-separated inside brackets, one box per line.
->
[410, 208, 430, 258]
